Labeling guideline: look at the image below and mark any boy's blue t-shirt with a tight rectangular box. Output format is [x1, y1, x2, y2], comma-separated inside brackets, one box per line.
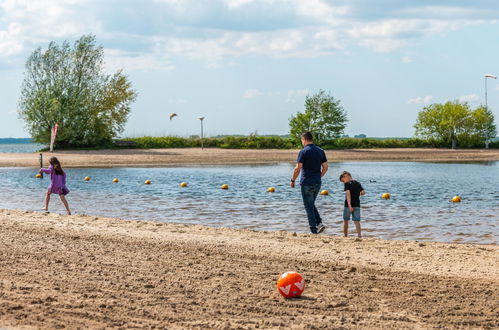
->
[297, 144, 327, 185]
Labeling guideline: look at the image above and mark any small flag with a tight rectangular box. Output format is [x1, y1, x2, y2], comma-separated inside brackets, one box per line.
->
[484, 74, 497, 79]
[50, 123, 58, 152]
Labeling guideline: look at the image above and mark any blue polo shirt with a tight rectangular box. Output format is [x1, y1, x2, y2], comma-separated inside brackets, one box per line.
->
[297, 144, 327, 185]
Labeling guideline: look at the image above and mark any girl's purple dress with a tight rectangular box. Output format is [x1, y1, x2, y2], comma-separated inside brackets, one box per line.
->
[40, 165, 70, 195]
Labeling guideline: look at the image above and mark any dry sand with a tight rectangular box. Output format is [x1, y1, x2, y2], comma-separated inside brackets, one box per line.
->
[0, 209, 497, 329]
[2, 148, 499, 167]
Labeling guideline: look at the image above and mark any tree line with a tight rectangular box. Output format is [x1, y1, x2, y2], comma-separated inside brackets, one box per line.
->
[288, 91, 496, 149]
[18, 35, 497, 149]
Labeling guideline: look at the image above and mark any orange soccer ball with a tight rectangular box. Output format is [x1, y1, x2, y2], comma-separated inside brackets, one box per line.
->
[277, 271, 305, 299]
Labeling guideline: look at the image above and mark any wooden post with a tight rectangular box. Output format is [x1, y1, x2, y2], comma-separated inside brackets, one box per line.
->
[39, 153, 43, 178]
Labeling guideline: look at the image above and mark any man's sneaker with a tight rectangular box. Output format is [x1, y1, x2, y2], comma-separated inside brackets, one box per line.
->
[317, 224, 326, 234]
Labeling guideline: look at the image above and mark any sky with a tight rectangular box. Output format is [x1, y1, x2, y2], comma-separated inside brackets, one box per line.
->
[1, 0, 499, 138]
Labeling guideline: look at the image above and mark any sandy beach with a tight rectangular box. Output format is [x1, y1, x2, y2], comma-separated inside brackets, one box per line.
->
[0, 209, 497, 329]
[1, 148, 499, 167]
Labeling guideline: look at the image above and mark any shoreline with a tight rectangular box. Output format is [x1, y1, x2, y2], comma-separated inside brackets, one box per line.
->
[1, 148, 499, 167]
[0, 209, 497, 328]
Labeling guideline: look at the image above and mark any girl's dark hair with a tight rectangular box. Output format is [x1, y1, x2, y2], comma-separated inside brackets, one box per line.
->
[49, 157, 64, 175]
[339, 171, 351, 180]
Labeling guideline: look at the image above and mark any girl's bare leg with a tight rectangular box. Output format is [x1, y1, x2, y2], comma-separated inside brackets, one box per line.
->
[43, 192, 51, 211]
[59, 195, 71, 215]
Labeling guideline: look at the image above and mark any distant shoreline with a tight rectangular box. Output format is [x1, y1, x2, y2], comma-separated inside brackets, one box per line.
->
[1, 148, 499, 167]
[0, 138, 33, 144]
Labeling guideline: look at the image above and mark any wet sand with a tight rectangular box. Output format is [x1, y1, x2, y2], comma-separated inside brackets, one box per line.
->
[1, 148, 499, 167]
[0, 209, 497, 329]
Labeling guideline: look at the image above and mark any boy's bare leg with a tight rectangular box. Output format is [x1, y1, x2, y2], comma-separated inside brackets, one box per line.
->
[59, 195, 71, 215]
[43, 192, 51, 211]
[354, 221, 362, 238]
[343, 220, 349, 237]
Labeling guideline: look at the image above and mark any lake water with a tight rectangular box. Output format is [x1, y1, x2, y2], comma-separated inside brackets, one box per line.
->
[0, 143, 44, 153]
[0, 162, 497, 244]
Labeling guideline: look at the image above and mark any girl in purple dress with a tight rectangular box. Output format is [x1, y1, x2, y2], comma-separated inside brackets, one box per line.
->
[39, 157, 71, 215]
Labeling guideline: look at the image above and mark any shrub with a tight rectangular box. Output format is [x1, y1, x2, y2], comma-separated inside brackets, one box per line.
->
[118, 136, 496, 150]
[123, 136, 294, 149]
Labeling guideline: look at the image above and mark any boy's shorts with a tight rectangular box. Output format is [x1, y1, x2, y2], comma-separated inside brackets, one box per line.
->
[343, 207, 361, 221]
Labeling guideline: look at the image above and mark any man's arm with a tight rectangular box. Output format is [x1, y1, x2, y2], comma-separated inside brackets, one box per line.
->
[320, 162, 328, 177]
[360, 190, 366, 196]
[290, 163, 303, 188]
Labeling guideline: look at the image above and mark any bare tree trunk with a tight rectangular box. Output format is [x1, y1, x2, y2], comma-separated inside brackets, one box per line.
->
[451, 128, 457, 149]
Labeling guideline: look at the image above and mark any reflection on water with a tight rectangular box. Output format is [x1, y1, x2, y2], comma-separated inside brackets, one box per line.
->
[0, 162, 497, 244]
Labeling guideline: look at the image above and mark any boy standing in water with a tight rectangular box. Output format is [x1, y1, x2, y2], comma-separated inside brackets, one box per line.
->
[339, 171, 364, 238]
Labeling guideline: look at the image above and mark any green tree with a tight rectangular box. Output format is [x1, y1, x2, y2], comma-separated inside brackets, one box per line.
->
[414, 101, 496, 148]
[473, 106, 497, 148]
[289, 90, 347, 146]
[18, 34, 137, 147]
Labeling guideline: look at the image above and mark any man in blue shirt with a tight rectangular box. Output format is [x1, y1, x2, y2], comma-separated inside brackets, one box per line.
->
[290, 132, 329, 234]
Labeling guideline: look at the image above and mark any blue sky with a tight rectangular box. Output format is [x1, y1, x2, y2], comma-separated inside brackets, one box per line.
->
[1, 0, 498, 138]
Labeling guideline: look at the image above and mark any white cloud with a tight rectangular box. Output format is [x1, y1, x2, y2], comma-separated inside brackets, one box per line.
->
[0, 1, 498, 69]
[154, 0, 183, 4]
[224, 0, 255, 9]
[0, 0, 101, 63]
[104, 48, 174, 72]
[357, 38, 405, 53]
[235, 30, 304, 54]
[286, 89, 309, 103]
[408, 95, 434, 104]
[399, 5, 498, 20]
[347, 18, 473, 53]
[0, 23, 23, 57]
[313, 29, 344, 52]
[243, 89, 263, 99]
[162, 29, 317, 65]
[0, 0, 99, 38]
[458, 93, 479, 103]
[402, 55, 413, 63]
[293, 0, 348, 24]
